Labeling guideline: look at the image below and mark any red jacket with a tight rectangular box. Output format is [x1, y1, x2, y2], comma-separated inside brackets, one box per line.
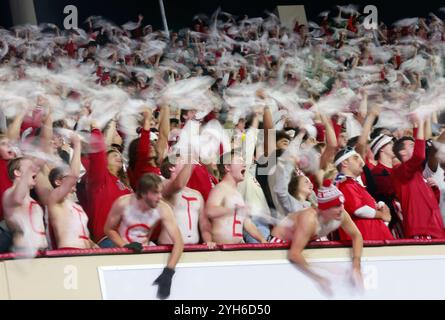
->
[391, 139, 445, 238]
[338, 177, 394, 240]
[87, 129, 132, 242]
[127, 129, 161, 190]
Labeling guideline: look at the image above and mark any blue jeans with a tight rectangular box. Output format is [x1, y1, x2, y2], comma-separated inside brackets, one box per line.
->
[243, 219, 271, 243]
[98, 237, 116, 248]
[0, 221, 12, 253]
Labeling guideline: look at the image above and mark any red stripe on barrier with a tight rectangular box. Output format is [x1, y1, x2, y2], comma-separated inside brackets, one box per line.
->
[1, 239, 445, 260]
[220, 243, 290, 251]
[0, 251, 45, 260]
[46, 248, 131, 257]
[307, 241, 348, 248]
[45, 244, 220, 258]
[384, 239, 445, 246]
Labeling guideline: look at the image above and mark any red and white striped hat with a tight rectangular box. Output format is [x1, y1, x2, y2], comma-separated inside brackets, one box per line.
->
[370, 134, 393, 157]
[317, 179, 345, 210]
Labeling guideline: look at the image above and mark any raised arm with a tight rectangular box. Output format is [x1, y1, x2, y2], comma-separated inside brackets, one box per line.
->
[133, 109, 154, 174]
[6, 109, 26, 141]
[39, 106, 53, 153]
[263, 106, 274, 157]
[48, 134, 82, 204]
[401, 116, 425, 177]
[162, 162, 194, 198]
[243, 111, 261, 167]
[356, 105, 380, 160]
[424, 114, 432, 141]
[87, 123, 108, 189]
[358, 89, 368, 120]
[103, 119, 118, 147]
[156, 103, 170, 163]
[319, 113, 338, 170]
[6, 163, 36, 207]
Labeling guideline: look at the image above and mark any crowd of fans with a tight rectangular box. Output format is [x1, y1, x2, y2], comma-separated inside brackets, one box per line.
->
[1, 4, 445, 260]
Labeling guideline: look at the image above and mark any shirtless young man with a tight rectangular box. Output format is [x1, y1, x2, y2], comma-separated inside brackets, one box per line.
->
[104, 173, 184, 299]
[206, 150, 267, 244]
[47, 133, 97, 249]
[2, 157, 48, 253]
[158, 157, 216, 248]
[270, 180, 364, 296]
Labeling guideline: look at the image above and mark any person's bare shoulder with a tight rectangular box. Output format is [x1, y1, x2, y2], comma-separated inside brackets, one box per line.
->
[160, 199, 175, 210]
[210, 181, 226, 193]
[114, 194, 132, 210]
[158, 199, 175, 217]
[2, 187, 15, 209]
[294, 208, 318, 224]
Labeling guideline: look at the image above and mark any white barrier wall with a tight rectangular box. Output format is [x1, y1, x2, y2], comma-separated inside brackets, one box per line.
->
[99, 255, 445, 300]
[1, 245, 445, 299]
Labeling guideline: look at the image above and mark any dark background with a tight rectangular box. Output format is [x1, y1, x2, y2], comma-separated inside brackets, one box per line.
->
[0, 0, 445, 30]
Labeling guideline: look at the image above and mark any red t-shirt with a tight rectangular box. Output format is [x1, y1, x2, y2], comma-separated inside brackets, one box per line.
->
[391, 139, 445, 238]
[186, 163, 218, 202]
[371, 162, 395, 199]
[337, 177, 394, 240]
[127, 129, 161, 190]
[87, 129, 132, 242]
[0, 159, 12, 221]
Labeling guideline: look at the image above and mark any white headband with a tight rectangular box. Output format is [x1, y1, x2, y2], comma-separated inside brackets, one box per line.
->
[334, 150, 359, 167]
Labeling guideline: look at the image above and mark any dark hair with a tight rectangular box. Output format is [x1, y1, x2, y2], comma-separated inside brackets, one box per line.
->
[276, 130, 291, 146]
[48, 167, 66, 188]
[128, 138, 139, 170]
[288, 171, 305, 198]
[370, 127, 386, 140]
[346, 136, 359, 148]
[393, 136, 415, 162]
[160, 157, 174, 179]
[58, 149, 70, 165]
[217, 149, 241, 179]
[170, 118, 179, 126]
[7, 157, 24, 181]
[106, 149, 130, 188]
[128, 137, 157, 170]
[136, 173, 162, 198]
[180, 109, 196, 123]
[314, 142, 325, 154]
